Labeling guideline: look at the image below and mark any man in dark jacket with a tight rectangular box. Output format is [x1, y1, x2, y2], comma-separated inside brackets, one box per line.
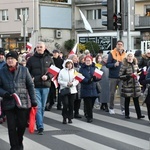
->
[0, 51, 37, 150]
[26, 41, 54, 135]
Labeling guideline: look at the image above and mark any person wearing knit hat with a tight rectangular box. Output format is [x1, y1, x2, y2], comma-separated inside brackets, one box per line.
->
[6, 51, 18, 61]
[0, 49, 37, 149]
[0, 48, 5, 56]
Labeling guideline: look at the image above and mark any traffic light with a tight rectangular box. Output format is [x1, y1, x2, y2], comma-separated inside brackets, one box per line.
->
[116, 13, 122, 30]
[113, 13, 122, 30]
[101, 0, 116, 30]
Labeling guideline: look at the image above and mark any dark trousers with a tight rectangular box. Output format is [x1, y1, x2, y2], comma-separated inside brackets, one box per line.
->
[84, 97, 96, 119]
[5, 107, 29, 150]
[62, 94, 76, 119]
[74, 99, 81, 115]
[146, 103, 150, 120]
[57, 86, 62, 109]
[125, 97, 142, 118]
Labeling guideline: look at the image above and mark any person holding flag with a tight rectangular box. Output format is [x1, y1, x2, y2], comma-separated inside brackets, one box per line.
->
[79, 55, 101, 123]
[0, 51, 37, 150]
[26, 41, 54, 135]
[58, 59, 79, 124]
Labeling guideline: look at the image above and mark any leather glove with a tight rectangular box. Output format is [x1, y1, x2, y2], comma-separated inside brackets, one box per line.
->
[3, 93, 12, 99]
[93, 76, 97, 81]
[31, 101, 37, 107]
[126, 75, 131, 80]
[88, 77, 93, 84]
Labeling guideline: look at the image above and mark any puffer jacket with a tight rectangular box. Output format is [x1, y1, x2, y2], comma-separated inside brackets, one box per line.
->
[26, 49, 54, 88]
[58, 59, 79, 94]
[0, 64, 36, 110]
[79, 62, 100, 98]
[119, 58, 141, 98]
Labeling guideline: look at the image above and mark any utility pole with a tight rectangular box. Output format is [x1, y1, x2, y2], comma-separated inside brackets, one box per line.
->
[20, 14, 28, 51]
[117, 0, 120, 41]
[127, 0, 131, 50]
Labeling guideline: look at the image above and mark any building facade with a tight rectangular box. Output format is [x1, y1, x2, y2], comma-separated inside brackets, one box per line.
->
[0, 0, 150, 53]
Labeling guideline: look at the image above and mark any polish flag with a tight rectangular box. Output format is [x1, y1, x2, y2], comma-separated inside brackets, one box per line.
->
[143, 66, 148, 75]
[26, 42, 32, 50]
[75, 73, 85, 82]
[52, 76, 59, 88]
[131, 73, 137, 79]
[12, 93, 22, 106]
[79, 9, 93, 33]
[47, 65, 60, 76]
[69, 42, 78, 55]
[93, 68, 103, 79]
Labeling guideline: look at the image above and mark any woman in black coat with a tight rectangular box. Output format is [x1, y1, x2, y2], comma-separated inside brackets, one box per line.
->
[79, 55, 100, 123]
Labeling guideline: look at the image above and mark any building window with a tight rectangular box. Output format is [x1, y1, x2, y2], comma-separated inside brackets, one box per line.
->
[145, 5, 150, 16]
[87, 9, 101, 20]
[16, 8, 29, 20]
[0, 10, 8, 21]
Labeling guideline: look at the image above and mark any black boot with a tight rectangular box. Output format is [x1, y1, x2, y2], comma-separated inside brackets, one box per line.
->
[100, 103, 105, 110]
[104, 103, 109, 112]
[62, 118, 67, 124]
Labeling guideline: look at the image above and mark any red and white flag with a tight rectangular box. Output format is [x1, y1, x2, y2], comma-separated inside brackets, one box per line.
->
[69, 42, 78, 55]
[131, 73, 137, 79]
[75, 73, 85, 82]
[26, 42, 32, 50]
[93, 68, 103, 79]
[47, 65, 60, 76]
[143, 66, 148, 75]
[52, 76, 59, 88]
[12, 93, 22, 106]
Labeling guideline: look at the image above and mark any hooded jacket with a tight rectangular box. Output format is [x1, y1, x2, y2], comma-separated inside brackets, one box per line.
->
[58, 59, 79, 94]
[119, 57, 141, 98]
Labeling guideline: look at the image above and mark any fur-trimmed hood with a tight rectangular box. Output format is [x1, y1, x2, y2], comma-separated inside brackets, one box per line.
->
[122, 57, 138, 66]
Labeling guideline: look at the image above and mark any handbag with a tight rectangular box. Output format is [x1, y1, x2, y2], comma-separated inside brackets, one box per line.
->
[60, 87, 71, 96]
[96, 82, 101, 93]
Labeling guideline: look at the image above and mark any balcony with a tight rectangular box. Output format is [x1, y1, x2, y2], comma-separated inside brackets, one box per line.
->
[135, 15, 150, 29]
[75, 19, 105, 30]
[75, 0, 101, 4]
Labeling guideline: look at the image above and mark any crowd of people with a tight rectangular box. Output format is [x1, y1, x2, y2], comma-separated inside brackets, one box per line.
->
[0, 40, 150, 150]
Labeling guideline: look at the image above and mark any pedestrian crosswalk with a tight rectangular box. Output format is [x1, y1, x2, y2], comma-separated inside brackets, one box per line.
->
[0, 104, 150, 150]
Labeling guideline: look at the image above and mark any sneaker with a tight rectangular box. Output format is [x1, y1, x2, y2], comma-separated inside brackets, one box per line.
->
[109, 109, 115, 114]
[38, 128, 43, 135]
[121, 110, 125, 115]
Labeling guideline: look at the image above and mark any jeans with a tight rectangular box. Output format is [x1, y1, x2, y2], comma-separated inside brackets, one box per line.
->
[109, 78, 124, 111]
[35, 88, 49, 130]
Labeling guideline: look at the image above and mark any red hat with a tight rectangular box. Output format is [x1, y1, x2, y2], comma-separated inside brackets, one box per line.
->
[84, 55, 93, 62]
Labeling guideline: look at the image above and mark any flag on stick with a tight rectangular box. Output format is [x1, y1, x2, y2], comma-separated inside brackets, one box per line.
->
[26, 42, 32, 50]
[75, 73, 85, 82]
[79, 9, 93, 33]
[47, 65, 60, 76]
[93, 69, 103, 79]
[143, 66, 148, 75]
[12, 93, 22, 106]
[52, 76, 59, 88]
[69, 42, 78, 55]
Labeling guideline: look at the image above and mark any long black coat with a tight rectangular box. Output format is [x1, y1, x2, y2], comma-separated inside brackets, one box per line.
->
[0, 64, 36, 110]
[26, 50, 54, 88]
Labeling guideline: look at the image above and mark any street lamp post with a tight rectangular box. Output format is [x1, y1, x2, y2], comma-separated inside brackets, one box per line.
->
[19, 14, 28, 51]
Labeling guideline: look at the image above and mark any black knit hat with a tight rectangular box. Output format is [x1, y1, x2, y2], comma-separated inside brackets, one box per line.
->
[0, 48, 5, 55]
[6, 51, 18, 61]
